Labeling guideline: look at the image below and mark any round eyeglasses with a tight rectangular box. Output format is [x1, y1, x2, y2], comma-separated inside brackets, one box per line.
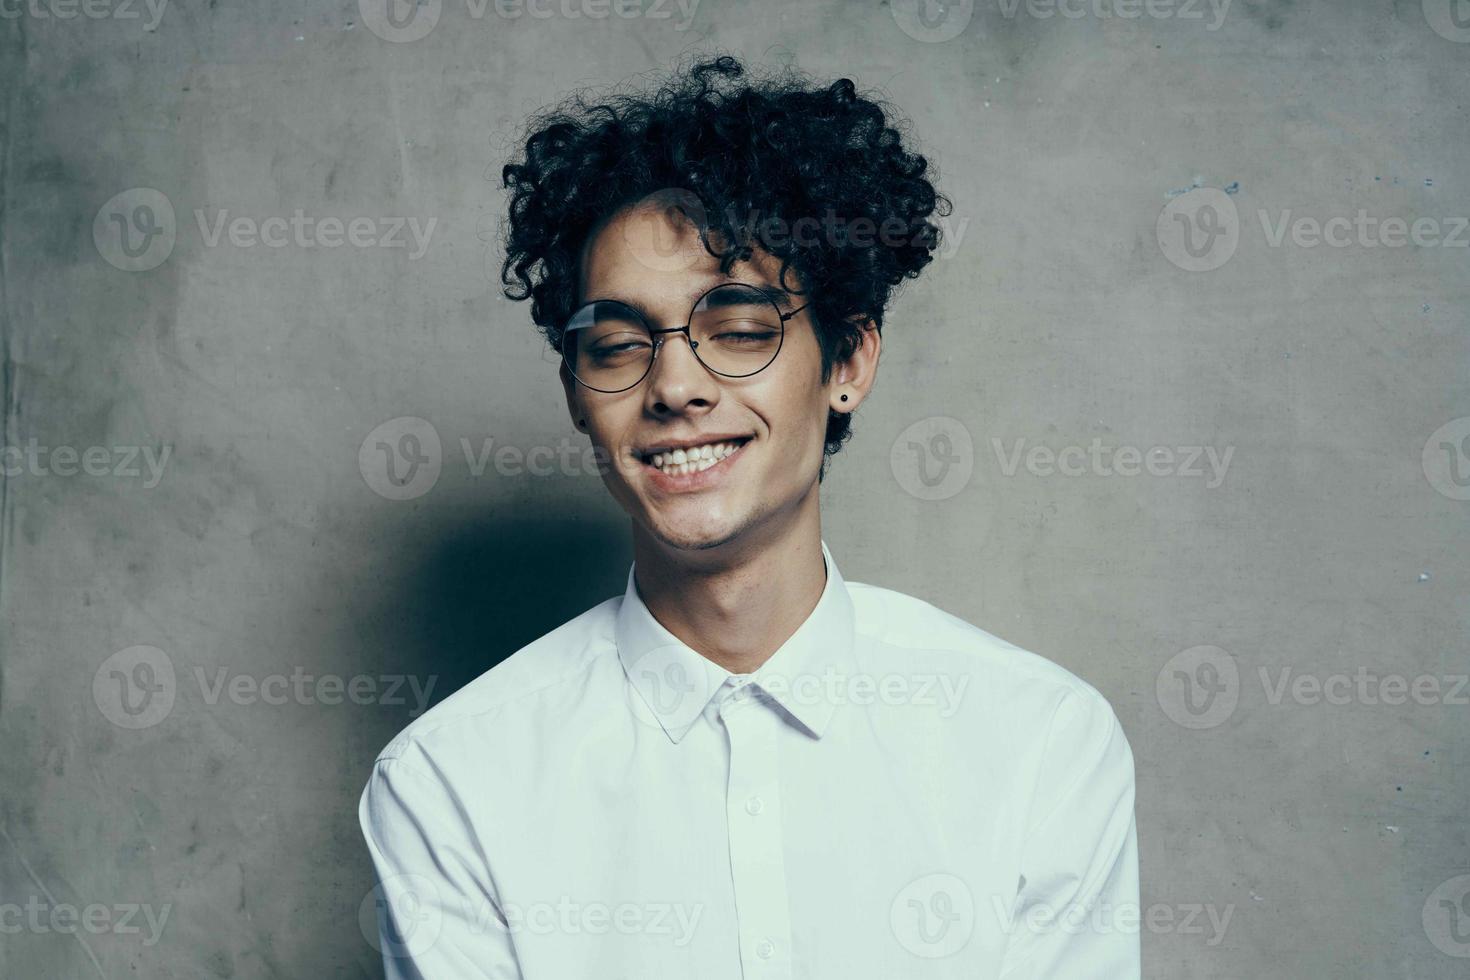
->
[560, 282, 809, 394]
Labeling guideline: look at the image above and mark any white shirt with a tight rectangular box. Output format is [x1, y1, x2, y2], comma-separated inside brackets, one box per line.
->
[360, 539, 1139, 979]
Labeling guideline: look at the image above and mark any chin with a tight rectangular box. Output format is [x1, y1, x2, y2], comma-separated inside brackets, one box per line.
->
[643, 509, 750, 554]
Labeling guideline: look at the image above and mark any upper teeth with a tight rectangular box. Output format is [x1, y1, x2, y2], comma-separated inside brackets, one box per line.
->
[649, 441, 744, 474]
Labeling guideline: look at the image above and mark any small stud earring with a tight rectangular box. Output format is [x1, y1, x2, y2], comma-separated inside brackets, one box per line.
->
[578, 418, 586, 428]
[840, 394, 849, 402]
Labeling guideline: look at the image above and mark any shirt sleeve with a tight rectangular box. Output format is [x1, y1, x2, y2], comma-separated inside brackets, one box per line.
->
[359, 755, 524, 980]
[998, 690, 1141, 979]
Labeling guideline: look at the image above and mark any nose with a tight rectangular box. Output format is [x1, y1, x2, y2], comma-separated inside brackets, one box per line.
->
[645, 330, 718, 415]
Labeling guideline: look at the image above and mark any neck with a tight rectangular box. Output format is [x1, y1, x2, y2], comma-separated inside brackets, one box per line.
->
[630, 509, 827, 675]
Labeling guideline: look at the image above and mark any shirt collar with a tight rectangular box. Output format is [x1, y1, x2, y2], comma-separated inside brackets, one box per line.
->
[615, 538, 858, 744]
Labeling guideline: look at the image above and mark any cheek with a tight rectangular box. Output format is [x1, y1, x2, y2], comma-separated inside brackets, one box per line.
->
[757, 363, 830, 452]
[588, 397, 640, 442]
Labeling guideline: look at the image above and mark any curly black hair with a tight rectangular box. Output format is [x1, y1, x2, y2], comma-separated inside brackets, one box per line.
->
[500, 53, 952, 476]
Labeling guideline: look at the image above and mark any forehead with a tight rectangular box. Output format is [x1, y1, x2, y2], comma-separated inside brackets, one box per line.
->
[577, 202, 795, 310]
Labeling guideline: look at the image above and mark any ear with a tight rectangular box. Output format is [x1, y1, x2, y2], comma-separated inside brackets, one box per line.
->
[560, 360, 585, 431]
[828, 317, 881, 414]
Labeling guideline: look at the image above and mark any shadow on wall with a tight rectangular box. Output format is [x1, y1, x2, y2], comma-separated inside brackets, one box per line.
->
[387, 513, 631, 715]
[335, 508, 627, 975]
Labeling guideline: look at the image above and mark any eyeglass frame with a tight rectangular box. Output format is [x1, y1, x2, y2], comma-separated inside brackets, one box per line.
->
[559, 280, 810, 394]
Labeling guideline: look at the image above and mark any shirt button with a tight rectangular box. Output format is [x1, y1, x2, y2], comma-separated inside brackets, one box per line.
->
[745, 796, 764, 815]
[756, 938, 775, 958]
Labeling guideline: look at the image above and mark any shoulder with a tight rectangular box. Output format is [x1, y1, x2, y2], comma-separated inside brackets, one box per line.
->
[846, 581, 1134, 830]
[847, 580, 1117, 704]
[845, 580, 1128, 750]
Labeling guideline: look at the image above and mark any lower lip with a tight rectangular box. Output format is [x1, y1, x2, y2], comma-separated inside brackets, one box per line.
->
[642, 440, 751, 492]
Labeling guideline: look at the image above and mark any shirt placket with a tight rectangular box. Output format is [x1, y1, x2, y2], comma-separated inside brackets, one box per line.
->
[719, 679, 793, 980]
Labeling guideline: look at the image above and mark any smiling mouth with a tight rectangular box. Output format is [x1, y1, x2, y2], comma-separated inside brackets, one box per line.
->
[640, 436, 753, 477]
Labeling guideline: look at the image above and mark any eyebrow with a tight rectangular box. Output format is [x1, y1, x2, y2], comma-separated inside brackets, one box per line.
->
[701, 283, 791, 308]
[588, 281, 798, 321]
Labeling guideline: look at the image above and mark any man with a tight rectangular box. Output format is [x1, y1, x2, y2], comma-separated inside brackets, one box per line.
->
[360, 55, 1139, 979]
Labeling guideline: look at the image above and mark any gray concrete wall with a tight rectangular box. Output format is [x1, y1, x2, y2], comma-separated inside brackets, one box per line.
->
[1, 0, 1466, 976]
